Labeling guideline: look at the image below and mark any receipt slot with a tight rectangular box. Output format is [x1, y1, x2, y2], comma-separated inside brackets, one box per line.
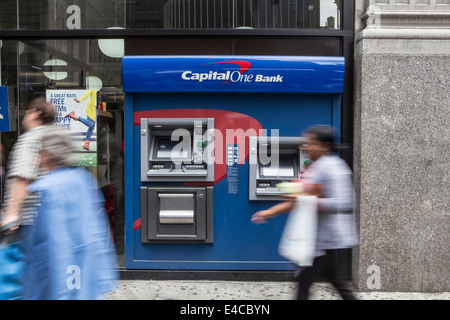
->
[141, 186, 214, 243]
[140, 118, 214, 182]
[249, 136, 309, 201]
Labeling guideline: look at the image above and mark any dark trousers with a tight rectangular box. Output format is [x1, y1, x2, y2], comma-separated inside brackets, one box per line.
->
[295, 248, 356, 300]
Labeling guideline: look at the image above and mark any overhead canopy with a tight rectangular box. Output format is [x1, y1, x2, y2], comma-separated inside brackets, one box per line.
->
[122, 55, 345, 93]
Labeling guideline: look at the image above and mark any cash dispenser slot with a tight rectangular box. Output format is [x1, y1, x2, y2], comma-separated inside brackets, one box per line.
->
[249, 136, 309, 201]
[141, 186, 213, 243]
[158, 193, 195, 224]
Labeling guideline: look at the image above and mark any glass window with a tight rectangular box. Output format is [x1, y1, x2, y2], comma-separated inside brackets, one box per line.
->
[127, 0, 342, 29]
[17, 0, 125, 30]
[0, 40, 19, 205]
[2, 1, 342, 31]
[0, 38, 125, 266]
[0, 1, 18, 30]
[260, 155, 296, 178]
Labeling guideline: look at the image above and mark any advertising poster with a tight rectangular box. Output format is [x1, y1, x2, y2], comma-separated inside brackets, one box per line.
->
[47, 89, 97, 167]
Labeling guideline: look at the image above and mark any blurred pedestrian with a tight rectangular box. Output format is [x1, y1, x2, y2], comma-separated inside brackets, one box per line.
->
[0, 97, 55, 241]
[21, 128, 118, 299]
[252, 125, 359, 300]
[0, 143, 6, 203]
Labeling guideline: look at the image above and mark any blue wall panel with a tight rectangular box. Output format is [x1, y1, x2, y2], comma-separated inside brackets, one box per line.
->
[125, 92, 340, 270]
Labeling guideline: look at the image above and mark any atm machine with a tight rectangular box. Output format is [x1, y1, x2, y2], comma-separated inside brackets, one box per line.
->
[140, 118, 214, 243]
[123, 55, 344, 271]
[140, 118, 214, 182]
[249, 136, 310, 201]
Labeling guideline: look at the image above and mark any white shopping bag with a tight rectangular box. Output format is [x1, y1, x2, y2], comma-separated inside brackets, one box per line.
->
[278, 195, 318, 267]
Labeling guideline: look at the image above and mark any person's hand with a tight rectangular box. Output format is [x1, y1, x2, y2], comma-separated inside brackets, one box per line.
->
[0, 213, 19, 234]
[74, 98, 80, 103]
[281, 194, 298, 200]
[251, 210, 273, 225]
[297, 184, 324, 198]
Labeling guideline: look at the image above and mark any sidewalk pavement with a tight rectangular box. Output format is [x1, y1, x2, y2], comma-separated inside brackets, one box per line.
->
[105, 280, 450, 300]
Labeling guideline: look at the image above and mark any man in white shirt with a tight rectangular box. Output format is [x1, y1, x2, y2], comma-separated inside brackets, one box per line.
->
[0, 97, 56, 235]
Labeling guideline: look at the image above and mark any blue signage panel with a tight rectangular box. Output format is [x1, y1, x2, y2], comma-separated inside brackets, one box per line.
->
[0, 86, 15, 132]
[123, 55, 345, 93]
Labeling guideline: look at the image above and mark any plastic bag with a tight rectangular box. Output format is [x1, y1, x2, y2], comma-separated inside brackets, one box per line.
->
[278, 195, 318, 267]
[0, 239, 25, 300]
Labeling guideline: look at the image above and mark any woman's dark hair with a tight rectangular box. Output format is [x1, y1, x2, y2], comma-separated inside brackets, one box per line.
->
[304, 125, 337, 152]
[304, 125, 353, 155]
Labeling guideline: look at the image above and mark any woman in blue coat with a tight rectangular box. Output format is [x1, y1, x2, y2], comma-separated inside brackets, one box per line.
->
[22, 128, 118, 300]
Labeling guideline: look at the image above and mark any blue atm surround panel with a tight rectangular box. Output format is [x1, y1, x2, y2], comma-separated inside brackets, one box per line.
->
[123, 56, 344, 270]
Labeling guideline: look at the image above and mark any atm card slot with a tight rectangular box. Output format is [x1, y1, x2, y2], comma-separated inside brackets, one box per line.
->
[147, 169, 208, 176]
[256, 187, 284, 195]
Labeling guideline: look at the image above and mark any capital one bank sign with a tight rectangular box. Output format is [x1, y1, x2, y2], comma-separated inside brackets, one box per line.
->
[122, 56, 345, 94]
[181, 60, 284, 84]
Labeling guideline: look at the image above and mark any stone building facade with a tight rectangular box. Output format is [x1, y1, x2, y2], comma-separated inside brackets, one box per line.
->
[354, 0, 450, 292]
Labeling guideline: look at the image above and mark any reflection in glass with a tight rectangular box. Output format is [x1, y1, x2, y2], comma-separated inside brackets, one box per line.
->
[0, 0, 18, 30]
[5, 1, 341, 31]
[128, 0, 341, 30]
[260, 155, 296, 178]
[98, 27, 125, 58]
[154, 137, 190, 160]
[43, 59, 68, 81]
[17, 0, 125, 30]
[0, 38, 125, 266]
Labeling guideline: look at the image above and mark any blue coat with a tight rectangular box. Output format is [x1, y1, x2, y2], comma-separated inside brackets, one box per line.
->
[23, 168, 118, 300]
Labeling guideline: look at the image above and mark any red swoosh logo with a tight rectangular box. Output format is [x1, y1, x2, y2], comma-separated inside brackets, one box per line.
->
[204, 60, 252, 85]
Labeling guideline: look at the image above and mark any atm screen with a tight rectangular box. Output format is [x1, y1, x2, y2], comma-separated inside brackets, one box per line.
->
[152, 137, 190, 160]
[260, 155, 296, 178]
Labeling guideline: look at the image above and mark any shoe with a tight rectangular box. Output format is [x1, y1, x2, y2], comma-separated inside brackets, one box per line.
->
[65, 111, 78, 120]
[83, 140, 91, 151]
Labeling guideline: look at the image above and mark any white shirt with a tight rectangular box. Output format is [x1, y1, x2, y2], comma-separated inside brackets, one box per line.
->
[3, 126, 49, 225]
[306, 155, 359, 255]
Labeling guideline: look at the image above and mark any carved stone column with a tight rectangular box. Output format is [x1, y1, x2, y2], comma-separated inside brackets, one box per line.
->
[353, 0, 450, 292]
